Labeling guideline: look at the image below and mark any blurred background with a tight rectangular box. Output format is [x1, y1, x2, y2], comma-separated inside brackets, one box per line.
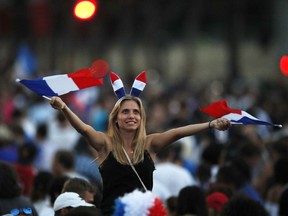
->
[1, 0, 288, 84]
[1, 1, 288, 214]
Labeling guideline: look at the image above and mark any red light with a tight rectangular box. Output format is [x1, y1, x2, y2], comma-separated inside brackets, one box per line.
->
[73, 0, 97, 21]
[280, 55, 288, 76]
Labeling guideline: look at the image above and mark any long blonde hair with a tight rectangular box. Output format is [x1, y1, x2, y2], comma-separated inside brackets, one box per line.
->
[108, 95, 147, 164]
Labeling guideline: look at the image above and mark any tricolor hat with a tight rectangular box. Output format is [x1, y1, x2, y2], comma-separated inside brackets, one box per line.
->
[110, 71, 147, 99]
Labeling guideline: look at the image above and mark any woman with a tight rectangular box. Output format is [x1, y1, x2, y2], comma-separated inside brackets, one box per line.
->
[49, 72, 231, 215]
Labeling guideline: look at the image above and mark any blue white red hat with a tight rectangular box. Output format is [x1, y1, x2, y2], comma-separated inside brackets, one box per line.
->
[110, 71, 147, 99]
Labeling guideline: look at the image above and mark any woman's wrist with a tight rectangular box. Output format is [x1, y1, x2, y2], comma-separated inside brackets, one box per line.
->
[61, 104, 67, 111]
[208, 120, 213, 129]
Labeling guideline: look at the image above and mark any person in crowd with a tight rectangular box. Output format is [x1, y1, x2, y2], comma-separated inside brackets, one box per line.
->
[153, 144, 196, 197]
[48, 175, 70, 208]
[53, 192, 94, 216]
[65, 206, 102, 216]
[221, 195, 269, 216]
[73, 136, 103, 193]
[278, 185, 288, 216]
[51, 149, 88, 181]
[176, 185, 208, 216]
[165, 196, 177, 216]
[30, 171, 54, 216]
[13, 141, 38, 197]
[0, 161, 38, 216]
[49, 72, 231, 215]
[206, 192, 228, 216]
[62, 177, 100, 207]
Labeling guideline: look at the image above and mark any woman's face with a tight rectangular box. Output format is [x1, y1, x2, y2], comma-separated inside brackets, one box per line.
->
[117, 100, 141, 132]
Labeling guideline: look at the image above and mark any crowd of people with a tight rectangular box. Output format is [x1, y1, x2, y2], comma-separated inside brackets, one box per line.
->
[1, 73, 288, 216]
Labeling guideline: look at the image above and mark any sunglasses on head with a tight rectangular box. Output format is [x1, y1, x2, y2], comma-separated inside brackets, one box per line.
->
[10, 208, 32, 215]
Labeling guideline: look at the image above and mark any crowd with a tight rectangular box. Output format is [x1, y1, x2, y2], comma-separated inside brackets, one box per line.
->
[1, 74, 288, 216]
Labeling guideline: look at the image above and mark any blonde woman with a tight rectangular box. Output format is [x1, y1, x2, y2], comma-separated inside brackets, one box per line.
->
[49, 72, 231, 215]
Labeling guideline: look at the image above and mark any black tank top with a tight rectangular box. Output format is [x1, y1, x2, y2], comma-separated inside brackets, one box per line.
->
[99, 150, 155, 215]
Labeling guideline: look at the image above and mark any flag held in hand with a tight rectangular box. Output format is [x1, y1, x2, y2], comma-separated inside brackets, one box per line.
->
[200, 100, 282, 128]
[16, 68, 103, 97]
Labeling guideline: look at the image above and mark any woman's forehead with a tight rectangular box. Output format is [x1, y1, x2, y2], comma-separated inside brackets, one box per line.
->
[120, 100, 140, 109]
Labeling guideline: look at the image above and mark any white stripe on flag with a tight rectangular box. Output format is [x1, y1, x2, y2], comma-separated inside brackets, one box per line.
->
[44, 75, 79, 95]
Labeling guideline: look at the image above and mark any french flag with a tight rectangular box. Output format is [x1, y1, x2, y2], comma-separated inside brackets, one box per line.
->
[200, 100, 282, 128]
[130, 71, 146, 97]
[16, 68, 103, 97]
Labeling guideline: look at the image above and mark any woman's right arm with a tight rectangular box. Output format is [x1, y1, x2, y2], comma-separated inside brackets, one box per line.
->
[50, 96, 107, 152]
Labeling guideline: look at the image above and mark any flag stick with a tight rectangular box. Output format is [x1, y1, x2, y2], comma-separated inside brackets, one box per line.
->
[42, 96, 51, 101]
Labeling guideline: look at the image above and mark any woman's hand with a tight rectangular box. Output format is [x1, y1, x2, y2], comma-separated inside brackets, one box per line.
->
[210, 118, 231, 131]
[50, 96, 66, 111]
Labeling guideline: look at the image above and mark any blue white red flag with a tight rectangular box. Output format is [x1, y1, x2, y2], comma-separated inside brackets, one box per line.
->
[200, 100, 282, 128]
[16, 68, 103, 97]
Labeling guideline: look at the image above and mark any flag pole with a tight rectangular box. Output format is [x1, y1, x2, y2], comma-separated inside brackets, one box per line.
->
[42, 96, 51, 101]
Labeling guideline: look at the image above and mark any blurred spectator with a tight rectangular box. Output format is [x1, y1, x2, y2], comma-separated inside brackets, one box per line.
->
[48, 175, 70, 207]
[73, 137, 103, 190]
[265, 156, 288, 216]
[153, 144, 196, 197]
[216, 159, 264, 205]
[10, 108, 36, 140]
[206, 192, 228, 216]
[30, 171, 54, 216]
[65, 206, 102, 216]
[176, 185, 208, 216]
[33, 123, 56, 171]
[221, 195, 269, 216]
[206, 182, 235, 200]
[51, 149, 88, 181]
[62, 177, 101, 207]
[0, 161, 38, 216]
[171, 141, 198, 177]
[0, 124, 17, 163]
[278, 186, 288, 216]
[47, 112, 80, 151]
[53, 192, 94, 216]
[165, 196, 177, 216]
[13, 142, 37, 196]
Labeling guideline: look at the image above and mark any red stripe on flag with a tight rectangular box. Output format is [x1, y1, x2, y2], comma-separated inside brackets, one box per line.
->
[200, 100, 241, 118]
[68, 68, 103, 89]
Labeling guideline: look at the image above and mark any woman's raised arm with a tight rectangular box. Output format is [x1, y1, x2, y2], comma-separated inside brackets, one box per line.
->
[50, 96, 108, 152]
[147, 118, 231, 153]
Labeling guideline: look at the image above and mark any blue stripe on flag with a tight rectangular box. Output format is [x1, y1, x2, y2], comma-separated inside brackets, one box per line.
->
[231, 117, 273, 126]
[19, 79, 58, 96]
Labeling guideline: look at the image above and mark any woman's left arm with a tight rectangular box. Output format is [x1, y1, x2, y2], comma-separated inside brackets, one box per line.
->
[147, 118, 231, 153]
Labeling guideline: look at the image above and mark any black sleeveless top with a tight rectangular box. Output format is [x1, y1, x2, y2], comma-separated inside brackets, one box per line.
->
[99, 150, 155, 215]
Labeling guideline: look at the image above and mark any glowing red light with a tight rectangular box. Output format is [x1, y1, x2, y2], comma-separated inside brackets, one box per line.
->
[280, 55, 288, 76]
[73, 0, 97, 21]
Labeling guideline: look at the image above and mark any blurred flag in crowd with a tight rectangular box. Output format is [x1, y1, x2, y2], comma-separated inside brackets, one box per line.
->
[200, 100, 282, 128]
[16, 68, 103, 97]
[14, 43, 37, 79]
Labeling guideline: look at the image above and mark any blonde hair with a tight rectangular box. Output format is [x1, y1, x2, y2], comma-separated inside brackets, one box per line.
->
[108, 95, 147, 164]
